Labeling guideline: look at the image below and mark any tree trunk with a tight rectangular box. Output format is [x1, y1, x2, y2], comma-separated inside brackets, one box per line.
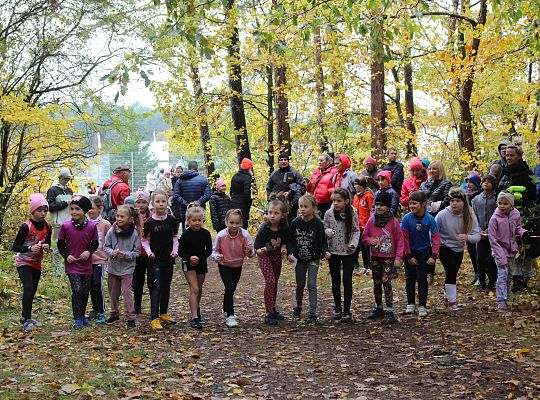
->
[225, 0, 251, 164]
[314, 24, 329, 153]
[266, 65, 275, 174]
[370, 16, 386, 162]
[403, 46, 417, 157]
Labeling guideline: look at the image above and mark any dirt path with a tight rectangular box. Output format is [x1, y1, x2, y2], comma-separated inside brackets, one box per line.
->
[0, 256, 539, 399]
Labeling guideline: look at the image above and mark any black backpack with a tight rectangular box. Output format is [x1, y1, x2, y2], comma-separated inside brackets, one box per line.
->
[100, 180, 121, 223]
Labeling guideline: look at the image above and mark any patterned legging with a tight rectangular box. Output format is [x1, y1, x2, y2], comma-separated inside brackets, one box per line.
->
[259, 251, 282, 314]
[371, 256, 395, 308]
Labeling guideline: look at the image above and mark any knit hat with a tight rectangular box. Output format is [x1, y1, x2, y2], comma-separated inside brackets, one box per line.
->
[466, 173, 481, 188]
[363, 156, 376, 166]
[71, 196, 92, 214]
[216, 178, 226, 190]
[278, 153, 290, 160]
[421, 158, 430, 168]
[29, 194, 48, 214]
[58, 168, 72, 179]
[374, 191, 392, 208]
[409, 157, 423, 170]
[497, 191, 514, 206]
[377, 170, 391, 183]
[124, 195, 135, 205]
[241, 158, 253, 170]
[482, 174, 497, 187]
[134, 189, 150, 203]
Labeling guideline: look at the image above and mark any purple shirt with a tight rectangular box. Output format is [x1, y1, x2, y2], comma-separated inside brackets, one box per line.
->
[58, 220, 98, 275]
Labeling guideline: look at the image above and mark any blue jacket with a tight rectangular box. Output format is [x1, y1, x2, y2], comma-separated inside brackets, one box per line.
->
[172, 170, 211, 207]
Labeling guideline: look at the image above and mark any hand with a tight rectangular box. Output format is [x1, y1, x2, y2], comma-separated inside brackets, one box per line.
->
[288, 255, 295, 263]
[30, 244, 42, 252]
[480, 231, 488, 238]
[394, 259, 403, 268]
[170, 251, 178, 258]
[256, 248, 268, 256]
[281, 246, 287, 256]
[246, 245, 254, 254]
[325, 228, 335, 238]
[79, 251, 90, 261]
[41, 243, 50, 251]
[349, 244, 356, 251]
[66, 255, 77, 263]
[190, 256, 199, 266]
[371, 237, 380, 246]
[215, 253, 224, 262]
[148, 252, 156, 260]
[408, 257, 418, 266]
[325, 251, 331, 260]
[426, 257, 436, 266]
[457, 234, 468, 242]
[111, 249, 120, 258]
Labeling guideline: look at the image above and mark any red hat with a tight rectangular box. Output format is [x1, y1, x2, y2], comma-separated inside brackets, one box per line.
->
[241, 158, 253, 170]
[338, 154, 351, 170]
[409, 157, 423, 170]
[377, 170, 391, 183]
[363, 156, 376, 166]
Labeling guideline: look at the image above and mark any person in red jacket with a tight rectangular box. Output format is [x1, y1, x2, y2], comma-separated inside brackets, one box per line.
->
[401, 157, 427, 208]
[102, 166, 132, 210]
[307, 153, 337, 216]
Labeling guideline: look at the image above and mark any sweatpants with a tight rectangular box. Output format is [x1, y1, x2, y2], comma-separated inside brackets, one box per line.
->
[17, 266, 41, 321]
[67, 274, 91, 319]
[371, 256, 395, 308]
[108, 273, 135, 321]
[89, 264, 105, 314]
[477, 238, 497, 288]
[259, 251, 282, 314]
[218, 265, 243, 317]
[147, 260, 174, 320]
[132, 256, 149, 313]
[496, 257, 514, 304]
[295, 259, 319, 315]
[329, 253, 355, 313]
[405, 249, 430, 307]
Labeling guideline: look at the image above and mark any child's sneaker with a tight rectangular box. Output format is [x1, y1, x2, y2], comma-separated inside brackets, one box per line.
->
[405, 304, 416, 314]
[332, 308, 342, 321]
[383, 310, 397, 324]
[159, 314, 177, 325]
[272, 309, 285, 320]
[190, 318, 203, 330]
[264, 314, 278, 325]
[447, 302, 459, 311]
[150, 318, 163, 330]
[73, 318, 84, 329]
[293, 306, 302, 318]
[127, 320, 136, 329]
[418, 306, 428, 317]
[23, 320, 34, 332]
[106, 316, 120, 324]
[358, 267, 367, 275]
[497, 302, 508, 312]
[225, 315, 238, 327]
[81, 316, 90, 327]
[87, 310, 98, 320]
[366, 307, 385, 319]
[95, 313, 106, 324]
[340, 313, 353, 323]
[305, 314, 321, 325]
[364, 269, 372, 276]
[29, 319, 42, 327]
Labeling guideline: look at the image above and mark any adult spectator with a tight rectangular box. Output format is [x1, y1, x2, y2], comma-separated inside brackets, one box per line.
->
[307, 153, 337, 216]
[266, 153, 306, 224]
[172, 161, 211, 230]
[171, 165, 183, 189]
[47, 168, 74, 277]
[492, 140, 511, 170]
[230, 158, 254, 229]
[170, 165, 184, 225]
[382, 148, 404, 195]
[359, 156, 381, 193]
[419, 160, 452, 216]
[332, 154, 358, 200]
[401, 157, 428, 207]
[159, 169, 173, 197]
[102, 165, 132, 209]
[145, 168, 157, 195]
[535, 140, 540, 204]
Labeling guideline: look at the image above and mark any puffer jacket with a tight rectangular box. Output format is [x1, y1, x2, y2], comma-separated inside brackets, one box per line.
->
[497, 160, 536, 208]
[230, 169, 253, 211]
[332, 155, 358, 200]
[308, 166, 337, 205]
[419, 178, 452, 215]
[209, 190, 231, 232]
[401, 170, 428, 206]
[172, 170, 211, 207]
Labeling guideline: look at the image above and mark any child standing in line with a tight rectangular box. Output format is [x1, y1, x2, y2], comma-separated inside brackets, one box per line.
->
[287, 194, 330, 324]
[57, 196, 99, 329]
[324, 188, 361, 323]
[212, 209, 255, 328]
[104, 205, 141, 328]
[362, 192, 403, 324]
[352, 177, 374, 275]
[178, 205, 213, 330]
[488, 192, 528, 311]
[372, 170, 399, 217]
[12, 194, 52, 332]
[254, 193, 289, 325]
[133, 190, 152, 314]
[435, 188, 480, 310]
[209, 178, 231, 232]
[401, 191, 440, 317]
[87, 196, 111, 324]
[141, 189, 179, 331]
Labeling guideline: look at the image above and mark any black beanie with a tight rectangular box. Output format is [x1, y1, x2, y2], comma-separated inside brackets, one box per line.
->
[71, 196, 92, 214]
[375, 191, 392, 209]
[278, 153, 290, 160]
[482, 174, 497, 187]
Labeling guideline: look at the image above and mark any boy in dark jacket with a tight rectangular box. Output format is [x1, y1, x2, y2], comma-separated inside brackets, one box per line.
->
[209, 179, 231, 232]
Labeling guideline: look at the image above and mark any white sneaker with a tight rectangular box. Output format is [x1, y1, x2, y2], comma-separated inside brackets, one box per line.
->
[221, 309, 227, 318]
[405, 304, 415, 314]
[225, 315, 238, 327]
[358, 267, 367, 275]
[418, 306, 428, 317]
[364, 269, 372, 276]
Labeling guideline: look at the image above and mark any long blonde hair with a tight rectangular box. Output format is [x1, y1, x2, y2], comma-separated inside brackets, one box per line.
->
[448, 187, 474, 233]
[429, 160, 447, 181]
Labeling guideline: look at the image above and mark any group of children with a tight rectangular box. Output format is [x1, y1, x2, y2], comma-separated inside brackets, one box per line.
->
[13, 165, 529, 332]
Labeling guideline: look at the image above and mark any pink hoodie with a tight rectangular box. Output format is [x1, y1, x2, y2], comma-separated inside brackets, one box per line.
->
[362, 215, 404, 261]
[488, 207, 527, 266]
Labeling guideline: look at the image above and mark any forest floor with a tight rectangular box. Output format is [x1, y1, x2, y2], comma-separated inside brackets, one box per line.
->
[0, 256, 539, 399]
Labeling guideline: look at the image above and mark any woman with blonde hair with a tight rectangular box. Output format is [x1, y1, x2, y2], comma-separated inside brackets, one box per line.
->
[419, 160, 452, 216]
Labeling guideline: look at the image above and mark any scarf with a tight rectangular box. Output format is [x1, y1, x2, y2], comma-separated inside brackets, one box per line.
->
[115, 223, 135, 237]
[71, 218, 88, 230]
[374, 211, 392, 228]
[333, 209, 345, 221]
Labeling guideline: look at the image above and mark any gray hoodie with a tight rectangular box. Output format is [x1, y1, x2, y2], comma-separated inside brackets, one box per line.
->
[435, 206, 480, 252]
[104, 226, 141, 275]
[472, 191, 497, 231]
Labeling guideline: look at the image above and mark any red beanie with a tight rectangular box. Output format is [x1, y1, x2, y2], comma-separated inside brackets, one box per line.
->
[409, 157, 423, 170]
[364, 156, 376, 166]
[241, 158, 253, 170]
[377, 170, 391, 183]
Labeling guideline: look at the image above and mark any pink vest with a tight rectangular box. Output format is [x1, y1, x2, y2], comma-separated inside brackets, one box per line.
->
[15, 220, 50, 269]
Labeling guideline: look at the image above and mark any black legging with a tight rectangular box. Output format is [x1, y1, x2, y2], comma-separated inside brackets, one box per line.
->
[132, 256, 149, 313]
[147, 260, 174, 320]
[329, 254, 355, 313]
[67, 274, 91, 319]
[405, 249, 431, 307]
[467, 242, 478, 276]
[17, 266, 41, 321]
[439, 246, 464, 284]
[218, 265, 243, 317]
[89, 264, 105, 314]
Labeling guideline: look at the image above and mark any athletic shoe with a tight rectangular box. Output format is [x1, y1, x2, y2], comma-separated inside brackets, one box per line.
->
[87, 310, 98, 320]
[332, 309, 342, 321]
[127, 320, 136, 329]
[358, 267, 367, 275]
[305, 314, 321, 325]
[340, 313, 353, 323]
[95, 313, 106, 324]
[150, 318, 163, 330]
[405, 304, 416, 314]
[81, 317, 90, 327]
[197, 308, 201, 320]
[221, 309, 227, 318]
[418, 306, 428, 317]
[366, 307, 385, 319]
[447, 303, 459, 311]
[159, 314, 177, 325]
[364, 269, 372, 276]
[383, 310, 397, 324]
[272, 309, 285, 320]
[23, 320, 34, 332]
[225, 315, 238, 327]
[293, 306, 302, 318]
[73, 318, 85, 329]
[190, 318, 203, 330]
[106, 316, 120, 324]
[264, 314, 278, 325]
[28, 319, 42, 327]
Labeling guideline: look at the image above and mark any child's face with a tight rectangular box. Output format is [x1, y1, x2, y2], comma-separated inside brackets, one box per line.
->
[267, 204, 284, 226]
[70, 204, 85, 222]
[188, 213, 204, 231]
[31, 206, 48, 222]
[450, 198, 464, 214]
[87, 202, 101, 220]
[481, 181, 493, 192]
[377, 177, 389, 189]
[498, 199, 512, 214]
[375, 204, 389, 215]
[332, 194, 348, 212]
[152, 195, 168, 215]
[299, 200, 315, 218]
[354, 183, 366, 194]
[135, 199, 149, 213]
[218, 185, 226, 193]
[466, 182, 477, 191]
[409, 200, 424, 215]
[115, 209, 132, 228]
[226, 214, 242, 234]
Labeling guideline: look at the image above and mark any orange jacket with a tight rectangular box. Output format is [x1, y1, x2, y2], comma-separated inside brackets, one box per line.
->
[352, 190, 374, 230]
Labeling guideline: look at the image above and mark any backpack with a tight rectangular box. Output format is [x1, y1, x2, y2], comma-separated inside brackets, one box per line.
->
[100, 180, 122, 223]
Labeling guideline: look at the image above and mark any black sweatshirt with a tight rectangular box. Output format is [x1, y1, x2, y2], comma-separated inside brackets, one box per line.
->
[178, 227, 213, 268]
[287, 216, 328, 262]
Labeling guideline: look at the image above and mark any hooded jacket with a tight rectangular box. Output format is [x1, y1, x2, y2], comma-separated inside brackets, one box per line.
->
[230, 169, 253, 211]
[309, 165, 337, 205]
[488, 207, 527, 265]
[352, 190, 374, 229]
[266, 165, 306, 207]
[492, 140, 510, 170]
[332, 155, 358, 199]
[209, 190, 232, 232]
[382, 160, 405, 194]
[401, 170, 428, 206]
[371, 186, 399, 217]
[46, 182, 74, 226]
[172, 169, 211, 207]
[497, 159, 536, 208]
[434, 206, 480, 252]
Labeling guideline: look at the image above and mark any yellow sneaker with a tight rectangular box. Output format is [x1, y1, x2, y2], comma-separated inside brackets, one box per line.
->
[159, 314, 177, 325]
[150, 318, 163, 331]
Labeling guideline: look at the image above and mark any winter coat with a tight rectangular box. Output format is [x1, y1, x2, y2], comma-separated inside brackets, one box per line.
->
[230, 169, 253, 213]
[497, 160, 536, 208]
[372, 186, 399, 217]
[46, 182, 74, 226]
[419, 178, 452, 216]
[488, 207, 527, 266]
[308, 166, 337, 205]
[172, 169, 211, 207]
[332, 155, 358, 199]
[352, 190, 374, 230]
[382, 161, 405, 195]
[209, 190, 231, 232]
[401, 170, 428, 206]
[323, 205, 361, 255]
[266, 166, 306, 207]
[102, 174, 131, 209]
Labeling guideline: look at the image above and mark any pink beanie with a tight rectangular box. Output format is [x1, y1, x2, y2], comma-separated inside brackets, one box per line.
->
[134, 189, 151, 203]
[377, 170, 392, 183]
[364, 156, 376, 166]
[216, 179, 226, 190]
[29, 194, 48, 214]
[409, 157, 423, 170]
[241, 158, 254, 170]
